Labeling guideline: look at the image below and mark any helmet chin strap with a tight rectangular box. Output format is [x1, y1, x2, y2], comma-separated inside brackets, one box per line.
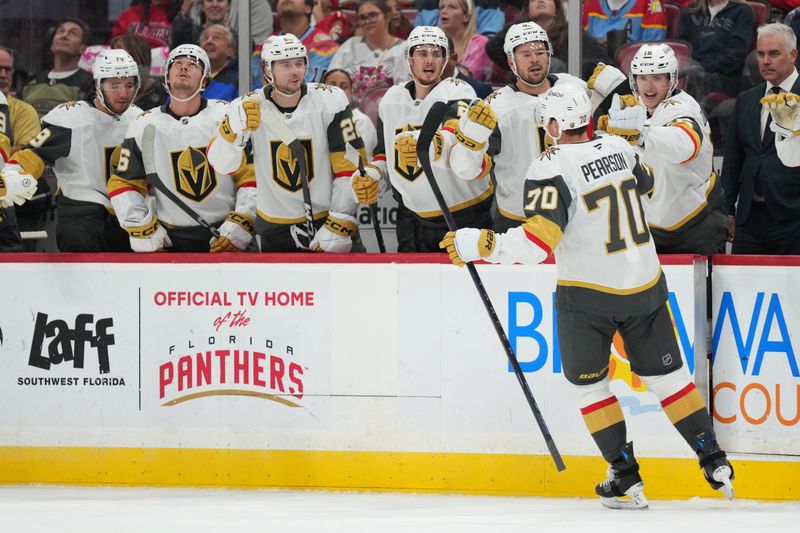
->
[511, 57, 550, 89]
[164, 76, 205, 103]
[264, 63, 305, 98]
[407, 58, 447, 90]
[96, 80, 139, 118]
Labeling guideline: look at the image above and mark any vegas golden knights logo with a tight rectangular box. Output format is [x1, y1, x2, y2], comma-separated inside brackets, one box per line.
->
[535, 124, 554, 154]
[170, 146, 218, 202]
[393, 124, 423, 182]
[270, 139, 315, 192]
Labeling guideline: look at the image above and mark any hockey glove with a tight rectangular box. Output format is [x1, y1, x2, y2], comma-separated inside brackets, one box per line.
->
[455, 99, 496, 152]
[394, 128, 419, 170]
[439, 228, 498, 267]
[210, 211, 255, 253]
[762, 92, 800, 136]
[127, 215, 172, 253]
[0, 166, 38, 208]
[587, 63, 626, 98]
[351, 164, 383, 205]
[310, 212, 357, 253]
[607, 94, 648, 146]
[219, 97, 261, 142]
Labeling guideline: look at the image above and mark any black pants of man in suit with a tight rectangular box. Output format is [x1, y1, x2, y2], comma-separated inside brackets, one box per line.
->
[733, 201, 800, 254]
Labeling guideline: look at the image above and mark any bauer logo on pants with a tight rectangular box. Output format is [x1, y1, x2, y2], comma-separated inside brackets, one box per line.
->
[270, 139, 315, 192]
[170, 146, 218, 202]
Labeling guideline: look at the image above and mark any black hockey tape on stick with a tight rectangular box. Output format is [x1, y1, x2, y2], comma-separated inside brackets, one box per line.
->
[259, 100, 315, 246]
[344, 142, 385, 253]
[141, 124, 220, 239]
[416, 101, 566, 472]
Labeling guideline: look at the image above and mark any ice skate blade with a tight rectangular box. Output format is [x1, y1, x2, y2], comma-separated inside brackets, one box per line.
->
[599, 482, 649, 510]
[712, 466, 735, 500]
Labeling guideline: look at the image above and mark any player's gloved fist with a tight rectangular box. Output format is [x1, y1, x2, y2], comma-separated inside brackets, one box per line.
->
[127, 215, 172, 253]
[762, 92, 800, 136]
[439, 228, 497, 267]
[455, 100, 496, 151]
[587, 63, 626, 97]
[310, 212, 357, 253]
[351, 164, 382, 205]
[607, 94, 647, 146]
[210, 211, 254, 252]
[394, 128, 419, 169]
[0, 167, 38, 208]
[219, 97, 261, 143]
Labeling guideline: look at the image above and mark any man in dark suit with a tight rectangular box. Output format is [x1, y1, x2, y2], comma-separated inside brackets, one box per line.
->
[723, 23, 800, 255]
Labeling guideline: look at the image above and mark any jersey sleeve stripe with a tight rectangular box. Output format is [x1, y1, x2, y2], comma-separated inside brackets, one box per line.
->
[10, 149, 46, 179]
[522, 215, 563, 254]
[108, 175, 148, 198]
[671, 120, 701, 163]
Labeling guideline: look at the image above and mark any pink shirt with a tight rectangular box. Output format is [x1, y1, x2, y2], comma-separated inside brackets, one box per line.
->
[460, 34, 491, 81]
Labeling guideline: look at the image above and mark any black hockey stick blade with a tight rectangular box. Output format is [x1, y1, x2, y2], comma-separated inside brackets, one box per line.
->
[345, 142, 385, 253]
[141, 124, 220, 239]
[416, 101, 565, 471]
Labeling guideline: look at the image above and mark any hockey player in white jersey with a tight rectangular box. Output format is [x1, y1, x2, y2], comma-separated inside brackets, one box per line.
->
[445, 21, 588, 232]
[590, 44, 727, 256]
[3, 49, 141, 252]
[108, 44, 256, 253]
[762, 90, 800, 166]
[440, 85, 734, 509]
[207, 34, 365, 253]
[349, 26, 493, 252]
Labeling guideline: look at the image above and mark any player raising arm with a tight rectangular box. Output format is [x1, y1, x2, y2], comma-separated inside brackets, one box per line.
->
[440, 85, 734, 509]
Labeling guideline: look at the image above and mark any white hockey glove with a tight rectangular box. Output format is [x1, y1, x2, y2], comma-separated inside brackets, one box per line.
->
[218, 96, 261, 144]
[763, 92, 800, 136]
[587, 63, 626, 98]
[455, 99, 497, 152]
[0, 166, 38, 208]
[351, 164, 383, 205]
[607, 94, 648, 146]
[439, 228, 498, 267]
[394, 128, 420, 170]
[127, 215, 172, 253]
[310, 212, 357, 253]
[210, 212, 255, 253]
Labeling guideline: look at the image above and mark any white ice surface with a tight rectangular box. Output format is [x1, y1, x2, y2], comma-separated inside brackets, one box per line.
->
[0, 486, 798, 532]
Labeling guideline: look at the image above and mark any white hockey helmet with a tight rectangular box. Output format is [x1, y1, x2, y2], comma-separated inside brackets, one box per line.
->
[260, 34, 308, 93]
[503, 22, 551, 86]
[538, 84, 591, 140]
[164, 44, 210, 102]
[629, 43, 679, 98]
[406, 25, 449, 62]
[92, 49, 140, 114]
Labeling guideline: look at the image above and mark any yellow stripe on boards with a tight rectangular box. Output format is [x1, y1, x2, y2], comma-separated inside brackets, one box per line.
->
[0, 447, 796, 500]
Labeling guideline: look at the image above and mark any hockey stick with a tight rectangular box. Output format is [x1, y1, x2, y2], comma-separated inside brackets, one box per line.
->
[416, 101, 565, 472]
[344, 142, 385, 253]
[259, 99, 315, 246]
[141, 124, 220, 239]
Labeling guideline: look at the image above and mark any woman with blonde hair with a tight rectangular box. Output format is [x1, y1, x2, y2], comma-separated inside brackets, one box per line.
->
[439, 0, 490, 81]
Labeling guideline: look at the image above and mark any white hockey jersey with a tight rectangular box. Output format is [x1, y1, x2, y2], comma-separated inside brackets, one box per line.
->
[639, 90, 719, 230]
[482, 74, 587, 222]
[12, 100, 141, 208]
[491, 134, 667, 315]
[210, 84, 362, 224]
[109, 99, 255, 228]
[374, 77, 493, 218]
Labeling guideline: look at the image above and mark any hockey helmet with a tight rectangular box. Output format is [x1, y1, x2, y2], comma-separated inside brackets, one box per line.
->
[405, 26, 449, 62]
[166, 44, 211, 79]
[261, 34, 308, 67]
[504, 22, 551, 86]
[92, 49, 140, 114]
[629, 43, 678, 99]
[538, 84, 591, 140]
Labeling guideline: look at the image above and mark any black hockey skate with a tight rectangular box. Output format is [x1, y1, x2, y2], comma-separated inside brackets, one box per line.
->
[595, 442, 648, 510]
[694, 432, 735, 500]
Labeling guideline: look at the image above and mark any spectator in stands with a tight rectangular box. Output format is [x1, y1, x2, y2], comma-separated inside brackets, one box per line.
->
[0, 47, 41, 150]
[110, 33, 169, 110]
[323, 68, 378, 156]
[111, 0, 178, 49]
[582, 0, 667, 57]
[171, 0, 232, 48]
[22, 18, 94, 118]
[386, 0, 413, 39]
[230, 0, 274, 46]
[722, 23, 800, 254]
[200, 24, 238, 100]
[271, 0, 339, 82]
[439, 0, 491, 81]
[414, 0, 505, 36]
[443, 36, 492, 97]
[487, 0, 612, 80]
[677, 0, 753, 100]
[313, 0, 351, 43]
[328, 0, 410, 92]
